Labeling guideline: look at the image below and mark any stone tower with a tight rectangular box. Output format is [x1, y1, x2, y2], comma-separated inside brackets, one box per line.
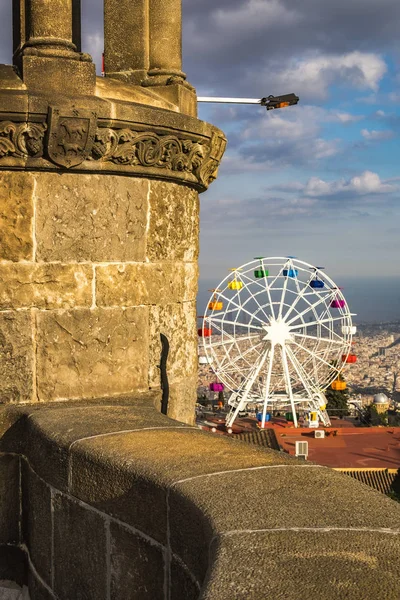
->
[0, 0, 226, 424]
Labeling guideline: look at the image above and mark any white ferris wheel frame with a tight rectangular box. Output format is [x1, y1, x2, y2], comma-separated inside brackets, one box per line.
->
[201, 257, 356, 428]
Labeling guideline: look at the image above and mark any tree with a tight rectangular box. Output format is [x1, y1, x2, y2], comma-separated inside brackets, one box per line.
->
[325, 371, 350, 418]
[325, 386, 350, 418]
[362, 404, 388, 426]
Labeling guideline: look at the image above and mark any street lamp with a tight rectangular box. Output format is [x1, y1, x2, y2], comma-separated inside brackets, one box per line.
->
[197, 93, 299, 110]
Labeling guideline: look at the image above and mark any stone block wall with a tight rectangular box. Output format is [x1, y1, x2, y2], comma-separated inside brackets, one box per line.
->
[1, 401, 400, 599]
[0, 171, 198, 423]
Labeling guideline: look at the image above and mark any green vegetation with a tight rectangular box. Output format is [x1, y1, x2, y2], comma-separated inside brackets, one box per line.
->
[325, 373, 350, 418]
[362, 404, 388, 426]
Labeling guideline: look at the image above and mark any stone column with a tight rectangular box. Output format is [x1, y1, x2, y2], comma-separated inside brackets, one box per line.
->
[104, 0, 149, 85]
[12, 0, 95, 94]
[147, 0, 185, 84]
[15, 0, 76, 57]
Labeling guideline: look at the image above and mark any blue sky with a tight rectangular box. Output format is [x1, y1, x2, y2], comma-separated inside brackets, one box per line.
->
[0, 0, 399, 284]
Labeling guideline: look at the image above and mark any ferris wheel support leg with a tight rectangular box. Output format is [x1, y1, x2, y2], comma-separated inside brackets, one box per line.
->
[286, 345, 320, 403]
[226, 347, 270, 428]
[261, 343, 275, 428]
[287, 347, 330, 427]
[281, 346, 298, 428]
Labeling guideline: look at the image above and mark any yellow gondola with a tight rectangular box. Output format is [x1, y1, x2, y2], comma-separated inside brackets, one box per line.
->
[228, 268, 243, 290]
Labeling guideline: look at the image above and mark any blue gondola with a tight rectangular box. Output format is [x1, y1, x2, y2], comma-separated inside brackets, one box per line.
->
[283, 269, 298, 278]
[310, 279, 324, 289]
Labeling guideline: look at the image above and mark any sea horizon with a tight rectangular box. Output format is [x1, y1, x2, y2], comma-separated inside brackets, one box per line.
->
[197, 275, 400, 325]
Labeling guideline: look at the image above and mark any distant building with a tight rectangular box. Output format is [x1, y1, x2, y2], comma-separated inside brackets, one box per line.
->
[373, 393, 390, 414]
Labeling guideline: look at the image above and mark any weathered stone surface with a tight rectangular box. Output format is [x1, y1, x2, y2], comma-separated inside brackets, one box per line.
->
[0, 454, 20, 544]
[27, 570, 54, 600]
[70, 454, 169, 545]
[203, 531, 400, 600]
[22, 462, 52, 586]
[0, 172, 34, 261]
[22, 56, 96, 96]
[0, 311, 33, 403]
[0, 263, 92, 310]
[147, 181, 199, 262]
[70, 429, 293, 546]
[53, 492, 107, 600]
[104, 0, 149, 84]
[149, 300, 198, 423]
[148, 0, 182, 75]
[168, 376, 198, 425]
[149, 301, 197, 386]
[171, 559, 200, 600]
[0, 66, 27, 90]
[110, 521, 165, 600]
[36, 307, 149, 401]
[171, 465, 400, 583]
[35, 174, 148, 262]
[96, 261, 197, 308]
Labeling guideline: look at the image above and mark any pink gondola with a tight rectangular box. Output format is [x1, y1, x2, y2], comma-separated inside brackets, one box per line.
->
[209, 382, 224, 392]
[330, 299, 345, 308]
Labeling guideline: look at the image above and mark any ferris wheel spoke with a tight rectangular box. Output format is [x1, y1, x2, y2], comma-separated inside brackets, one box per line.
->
[283, 273, 323, 322]
[285, 288, 338, 326]
[213, 289, 268, 326]
[219, 340, 266, 371]
[291, 332, 344, 345]
[290, 339, 340, 371]
[239, 272, 273, 322]
[226, 346, 271, 426]
[286, 345, 319, 396]
[290, 315, 349, 331]
[207, 333, 261, 349]
[278, 269, 290, 319]
[281, 346, 298, 427]
[258, 258, 277, 321]
[208, 316, 264, 332]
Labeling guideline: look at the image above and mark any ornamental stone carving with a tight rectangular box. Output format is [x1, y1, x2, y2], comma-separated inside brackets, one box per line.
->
[47, 106, 98, 168]
[0, 121, 47, 159]
[0, 113, 226, 190]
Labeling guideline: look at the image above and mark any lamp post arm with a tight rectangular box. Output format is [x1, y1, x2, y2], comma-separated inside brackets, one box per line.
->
[197, 97, 262, 104]
[197, 93, 299, 110]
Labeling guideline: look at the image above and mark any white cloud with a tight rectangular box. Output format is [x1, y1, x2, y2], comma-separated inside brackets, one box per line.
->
[304, 171, 397, 197]
[334, 112, 364, 124]
[361, 128, 394, 141]
[269, 51, 387, 100]
[214, 0, 300, 31]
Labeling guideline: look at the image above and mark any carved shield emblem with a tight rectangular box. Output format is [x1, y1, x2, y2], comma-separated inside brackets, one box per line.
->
[47, 106, 97, 168]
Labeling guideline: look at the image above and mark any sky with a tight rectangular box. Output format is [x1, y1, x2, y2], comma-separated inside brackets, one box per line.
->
[0, 0, 399, 285]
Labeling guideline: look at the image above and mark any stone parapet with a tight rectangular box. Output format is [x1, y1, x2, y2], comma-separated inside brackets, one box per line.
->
[1, 400, 400, 599]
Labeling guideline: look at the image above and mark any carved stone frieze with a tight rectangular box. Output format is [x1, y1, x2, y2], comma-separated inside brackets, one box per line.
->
[0, 113, 226, 190]
[0, 121, 47, 159]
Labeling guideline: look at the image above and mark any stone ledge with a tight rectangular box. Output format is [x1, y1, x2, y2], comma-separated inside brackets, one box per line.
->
[1, 401, 400, 599]
[0, 81, 226, 192]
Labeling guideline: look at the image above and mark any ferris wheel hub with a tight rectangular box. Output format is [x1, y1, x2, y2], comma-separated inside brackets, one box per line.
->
[263, 318, 292, 346]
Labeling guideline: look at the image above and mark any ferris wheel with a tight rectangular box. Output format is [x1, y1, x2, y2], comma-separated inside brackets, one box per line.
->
[200, 257, 357, 428]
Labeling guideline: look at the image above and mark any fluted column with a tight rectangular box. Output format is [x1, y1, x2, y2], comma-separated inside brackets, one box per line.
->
[147, 0, 186, 85]
[104, 0, 149, 84]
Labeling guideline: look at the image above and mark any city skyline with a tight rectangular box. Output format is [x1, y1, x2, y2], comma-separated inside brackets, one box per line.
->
[0, 1, 399, 280]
